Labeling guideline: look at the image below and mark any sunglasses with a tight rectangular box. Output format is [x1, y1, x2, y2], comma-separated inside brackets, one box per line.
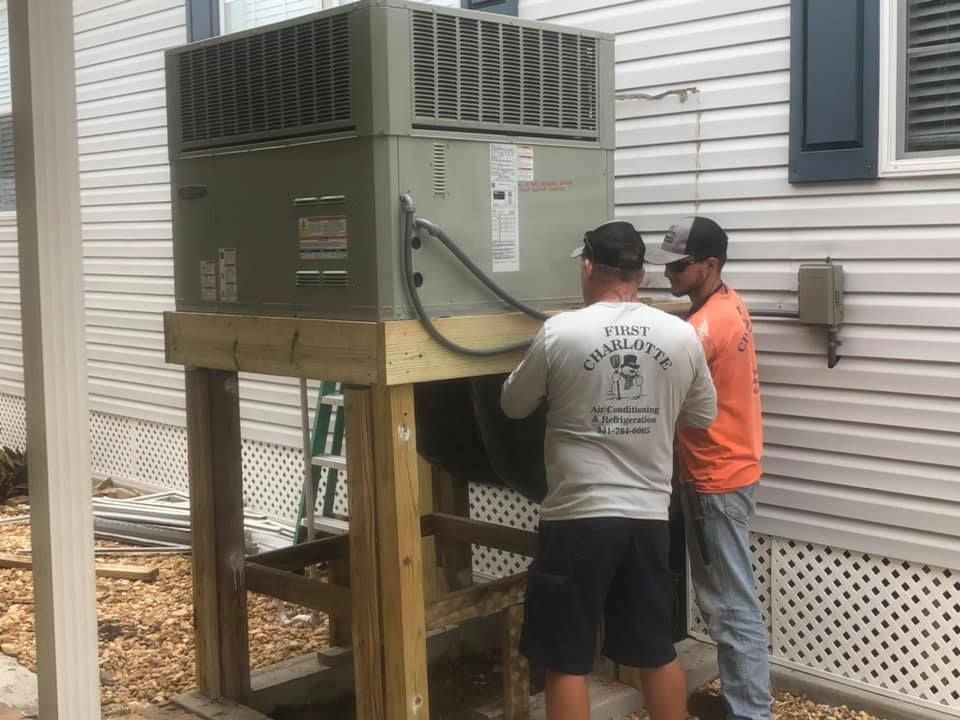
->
[665, 257, 702, 273]
[581, 234, 595, 259]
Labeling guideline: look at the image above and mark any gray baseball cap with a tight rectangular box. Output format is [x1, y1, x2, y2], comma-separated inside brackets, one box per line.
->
[645, 216, 728, 265]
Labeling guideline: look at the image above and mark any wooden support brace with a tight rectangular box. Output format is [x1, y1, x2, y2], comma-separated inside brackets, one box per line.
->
[501, 604, 530, 720]
[425, 573, 527, 630]
[429, 513, 538, 558]
[431, 465, 473, 592]
[247, 534, 348, 571]
[327, 557, 353, 646]
[185, 368, 251, 701]
[244, 562, 353, 619]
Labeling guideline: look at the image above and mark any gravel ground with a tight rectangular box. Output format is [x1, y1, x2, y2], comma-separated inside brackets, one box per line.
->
[0, 502, 891, 720]
[626, 679, 888, 720]
[0, 503, 328, 716]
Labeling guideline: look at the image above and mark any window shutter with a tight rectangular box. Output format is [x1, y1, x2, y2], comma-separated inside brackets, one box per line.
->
[904, 0, 960, 153]
[187, 0, 220, 42]
[789, 0, 880, 182]
[461, 0, 518, 16]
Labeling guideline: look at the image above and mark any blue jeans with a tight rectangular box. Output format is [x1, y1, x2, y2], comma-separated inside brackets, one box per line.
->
[687, 483, 772, 720]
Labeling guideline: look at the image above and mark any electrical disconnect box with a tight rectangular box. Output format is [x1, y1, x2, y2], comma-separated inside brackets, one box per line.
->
[798, 262, 844, 327]
[165, 0, 615, 321]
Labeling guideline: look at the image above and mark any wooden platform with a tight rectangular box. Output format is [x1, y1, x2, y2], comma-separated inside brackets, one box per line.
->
[164, 303, 688, 386]
[165, 303, 685, 720]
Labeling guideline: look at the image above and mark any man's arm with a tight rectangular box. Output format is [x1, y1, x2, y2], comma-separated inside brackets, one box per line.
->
[500, 326, 547, 419]
[678, 335, 717, 429]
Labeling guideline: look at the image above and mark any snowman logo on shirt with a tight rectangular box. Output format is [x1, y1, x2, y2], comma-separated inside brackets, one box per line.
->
[608, 353, 645, 400]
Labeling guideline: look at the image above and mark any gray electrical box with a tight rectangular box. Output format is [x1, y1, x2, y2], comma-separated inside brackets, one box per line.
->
[165, 0, 615, 320]
[798, 263, 844, 327]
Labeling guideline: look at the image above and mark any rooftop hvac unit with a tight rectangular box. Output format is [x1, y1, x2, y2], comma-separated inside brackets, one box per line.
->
[166, 0, 615, 321]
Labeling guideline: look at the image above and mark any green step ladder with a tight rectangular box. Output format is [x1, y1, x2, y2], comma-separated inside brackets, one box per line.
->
[294, 380, 347, 544]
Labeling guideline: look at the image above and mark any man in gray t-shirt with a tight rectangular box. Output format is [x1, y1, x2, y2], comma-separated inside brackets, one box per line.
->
[501, 220, 716, 720]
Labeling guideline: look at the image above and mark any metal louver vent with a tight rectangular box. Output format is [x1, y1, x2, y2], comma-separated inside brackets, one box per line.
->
[177, 14, 352, 150]
[295, 270, 349, 288]
[432, 143, 448, 197]
[411, 10, 599, 138]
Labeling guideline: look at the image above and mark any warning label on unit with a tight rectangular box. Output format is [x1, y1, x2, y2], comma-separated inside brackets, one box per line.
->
[200, 260, 217, 302]
[489, 144, 524, 272]
[517, 144, 535, 181]
[490, 181, 519, 273]
[490, 143, 518, 183]
[219, 248, 237, 303]
[299, 215, 348, 260]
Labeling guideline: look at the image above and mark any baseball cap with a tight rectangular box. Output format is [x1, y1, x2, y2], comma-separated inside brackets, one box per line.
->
[570, 221, 645, 270]
[645, 216, 728, 265]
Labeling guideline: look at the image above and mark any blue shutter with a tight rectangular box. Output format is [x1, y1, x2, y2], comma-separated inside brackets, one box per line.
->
[788, 0, 879, 183]
[187, 0, 220, 42]
[461, 0, 518, 16]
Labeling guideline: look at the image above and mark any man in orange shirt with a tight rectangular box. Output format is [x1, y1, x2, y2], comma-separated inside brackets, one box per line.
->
[647, 217, 772, 720]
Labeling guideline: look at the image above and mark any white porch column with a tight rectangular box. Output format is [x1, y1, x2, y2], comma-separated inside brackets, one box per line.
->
[9, 0, 101, 717]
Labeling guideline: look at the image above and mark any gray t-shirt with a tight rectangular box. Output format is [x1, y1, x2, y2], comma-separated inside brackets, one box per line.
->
[500, 302, 717, 522]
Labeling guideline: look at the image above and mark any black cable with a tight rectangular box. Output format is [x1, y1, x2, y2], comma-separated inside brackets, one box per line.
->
[401, 195, 543, 357]
[414, 218, 550, 322]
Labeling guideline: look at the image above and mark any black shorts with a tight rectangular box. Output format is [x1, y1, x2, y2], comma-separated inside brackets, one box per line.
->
[519, 517, 677, 676]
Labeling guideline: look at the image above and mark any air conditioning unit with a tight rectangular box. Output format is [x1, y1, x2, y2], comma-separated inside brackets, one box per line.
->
[165, 0, 615, 320]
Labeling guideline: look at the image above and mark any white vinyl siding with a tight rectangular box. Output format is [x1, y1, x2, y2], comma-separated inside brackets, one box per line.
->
[72, 0, 312, 448]
[521, 0, 960, 569]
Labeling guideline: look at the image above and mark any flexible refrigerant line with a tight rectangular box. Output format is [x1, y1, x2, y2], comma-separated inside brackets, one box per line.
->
[400, 193, 547, 357]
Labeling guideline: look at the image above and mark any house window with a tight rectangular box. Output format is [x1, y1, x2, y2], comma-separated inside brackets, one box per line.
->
[220, 0, 324, 35]
[215, 0, 516, 36]
[0, 0, 14, 213]
[881, 0, 960, 175]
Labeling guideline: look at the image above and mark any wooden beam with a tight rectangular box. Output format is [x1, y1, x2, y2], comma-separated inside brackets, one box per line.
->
[344, 386, 385, 720]
[372, 384, 430, 720]
[327, 557, 352, 646]
[501, 605, 530, 720]
[185, 369, 251, 701]
[381, 313, 542, 385]
[164, 312, 380, 384]
[418, 457, 441, 603]
[426, 573, 527, 630]
[430, 513, 538, 558]
[431, 466, 473, 593]
[380, 301, 690, 385]
[247, 534, 348, 572]
[245, 563, 353, 619]
[10, 1, 101, 716]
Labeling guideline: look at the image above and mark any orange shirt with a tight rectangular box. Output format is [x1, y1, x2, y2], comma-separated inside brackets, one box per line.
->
[678, 285, 763, 493]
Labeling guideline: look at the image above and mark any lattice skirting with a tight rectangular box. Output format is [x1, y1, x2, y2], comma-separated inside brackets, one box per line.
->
[0, 394, 345, 523]
[1, 393, 957, 712]
[688, 535, 960, 713]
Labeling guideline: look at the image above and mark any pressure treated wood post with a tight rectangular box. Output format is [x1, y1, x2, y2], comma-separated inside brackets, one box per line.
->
[373, 384, 431, 720]
[185, 368, 251, 700]
[344, 385, 385, 720]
